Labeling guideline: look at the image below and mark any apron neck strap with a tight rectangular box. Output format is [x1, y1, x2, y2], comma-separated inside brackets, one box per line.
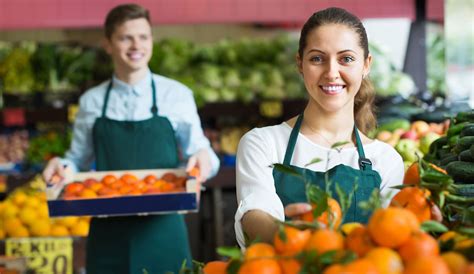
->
[354, 125, 372, 171]
[101, 81, 113, 118]
[150, 78, 158, 116]
[283, 113, 304, 165]
[101, 77, 159, 118]
[282, 113, 373, 171]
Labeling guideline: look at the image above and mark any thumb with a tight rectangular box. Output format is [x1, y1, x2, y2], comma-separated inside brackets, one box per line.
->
[186, 155, 197, 172]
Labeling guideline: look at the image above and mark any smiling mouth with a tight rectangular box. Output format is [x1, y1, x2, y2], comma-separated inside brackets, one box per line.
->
[127, 52, 145, 61]
[319, 85, 346, 95]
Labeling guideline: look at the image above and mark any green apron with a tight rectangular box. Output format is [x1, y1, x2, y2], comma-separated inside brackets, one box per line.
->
[86, 79, 192, 274]
[273, 114, 382, 224]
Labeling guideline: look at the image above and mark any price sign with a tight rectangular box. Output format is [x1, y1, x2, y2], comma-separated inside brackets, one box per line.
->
[6, 237, 73, 274]
[259, 101, 283, 118]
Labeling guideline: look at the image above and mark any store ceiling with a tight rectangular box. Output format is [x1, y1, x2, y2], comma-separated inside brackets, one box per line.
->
[0, 0, 443, 30]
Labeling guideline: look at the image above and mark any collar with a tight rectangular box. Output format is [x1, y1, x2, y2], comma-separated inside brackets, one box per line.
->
[111, 69, 153, 96]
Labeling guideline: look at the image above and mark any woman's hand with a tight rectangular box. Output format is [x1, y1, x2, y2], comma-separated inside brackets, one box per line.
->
[284, 203, 313, 219]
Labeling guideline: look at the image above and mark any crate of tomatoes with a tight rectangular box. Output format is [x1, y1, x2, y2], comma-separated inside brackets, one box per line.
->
[45, 169, 200, 217]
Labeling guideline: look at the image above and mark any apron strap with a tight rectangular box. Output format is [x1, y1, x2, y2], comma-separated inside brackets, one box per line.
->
[150, 78, 158, 116]
[283, 113, 304, 165]
[354, 126, 373, 171]
[101, 81, 113, 118]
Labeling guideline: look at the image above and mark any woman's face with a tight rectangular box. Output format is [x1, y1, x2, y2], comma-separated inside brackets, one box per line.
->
[297, 24, 371, 114]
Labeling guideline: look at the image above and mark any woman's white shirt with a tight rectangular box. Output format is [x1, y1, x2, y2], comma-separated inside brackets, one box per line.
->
[234, 122, 404, 249]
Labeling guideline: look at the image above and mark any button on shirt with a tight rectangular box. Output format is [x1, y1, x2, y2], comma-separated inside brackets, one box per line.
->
[62, 70, 220, 176]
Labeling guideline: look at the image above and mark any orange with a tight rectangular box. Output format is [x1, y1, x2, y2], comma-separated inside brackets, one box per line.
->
[79, 189, 98, 199]
[244, 243, 276, 260]
[403, 163, 420, 185]
[65, 182, 84, 195]
[50, 225, 69, 237]
[390, 187, 432, 222]
[343, 258, 379, 274]
[441, 252, 468, 274]
[143, 174, 157, 185]
[188, 167, 200, 177]
[305, 228, 344, 255]
[368, 207, 419, 248]
[97, 187, 120, 197]
[119, 185, 133, 195]
[161, 172, 178, 182]
[404, 256, 450, 274]
[345, 226, 376, 257]
[109, 179, 125, 190]
[101, 174, 117, 185]
[323, 264, 343, 274]
[365, 247, 403, 274]
[278, 258, 301, 274]
[202, 261, 228, 274]
[160, 182, 176, 192]
[120, 173, 138, 184]
[398, 232, 439, 262]
[301, 198, 342, 228]
[273, 226, 311, 256]
[238, 259, 281, 274]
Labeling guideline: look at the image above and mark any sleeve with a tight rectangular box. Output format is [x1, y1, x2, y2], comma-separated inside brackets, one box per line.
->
[172, 85, 220, 178]
[234, 129, 284, 249]
[62, 94, 97, 172]
[378, 146, 405, 207]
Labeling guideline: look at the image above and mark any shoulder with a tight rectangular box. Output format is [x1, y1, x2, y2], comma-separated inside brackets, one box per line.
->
[152, 73, 193, 98]
[78, 81, 110, 109]
[241, 123, 291, 147]
[366, 140, 403, 166]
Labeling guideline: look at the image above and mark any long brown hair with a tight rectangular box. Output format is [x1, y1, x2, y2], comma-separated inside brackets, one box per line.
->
[298, 7, 376, 134]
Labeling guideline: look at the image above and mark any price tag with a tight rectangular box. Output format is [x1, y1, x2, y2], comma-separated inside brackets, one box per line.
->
[259, 101, 283, 118]
[6, 237, 73, 274]
[68, 104, 79, 124]
[2, 108, 26, 126]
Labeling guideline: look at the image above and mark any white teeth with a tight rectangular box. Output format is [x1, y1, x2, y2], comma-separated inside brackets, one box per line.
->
[128, 52, 143, 60]
[321, 85, 344, 92]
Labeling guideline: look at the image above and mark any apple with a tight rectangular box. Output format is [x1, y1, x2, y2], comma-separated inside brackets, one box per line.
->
[400, 130, 418, 140]
[411, 120, 430, 138]
[376, 130, 392, 142]
[395, 139, 422, 162]
[419, 132, 441, 154]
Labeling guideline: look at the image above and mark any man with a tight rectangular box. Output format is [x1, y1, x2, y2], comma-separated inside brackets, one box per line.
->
[43, 4, 219, 273]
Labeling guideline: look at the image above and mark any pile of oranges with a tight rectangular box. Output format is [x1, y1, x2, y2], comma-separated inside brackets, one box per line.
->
[0, 176, 90, 239]
[62, 172, 187, 199]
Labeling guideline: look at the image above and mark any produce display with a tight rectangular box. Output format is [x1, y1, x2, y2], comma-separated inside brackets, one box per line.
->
[200, 163, 473, 274]
[60, 172, 188, 200]
[0, 130, 29, 165]
[374, 119, 448, 168]
[0, 175, 90, 238]
[26, 130, 71, 167]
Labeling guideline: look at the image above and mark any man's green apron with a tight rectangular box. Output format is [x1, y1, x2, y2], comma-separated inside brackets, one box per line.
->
[86, 79, 192, 274]
[273, 114, 382, 224]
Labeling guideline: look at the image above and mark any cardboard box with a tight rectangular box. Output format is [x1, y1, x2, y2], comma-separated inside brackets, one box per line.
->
[46, 169, 199, 218]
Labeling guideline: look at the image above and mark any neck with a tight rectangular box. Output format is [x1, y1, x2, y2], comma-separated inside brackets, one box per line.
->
[302, 102, 355, 142]
[114, 67, 149, 85]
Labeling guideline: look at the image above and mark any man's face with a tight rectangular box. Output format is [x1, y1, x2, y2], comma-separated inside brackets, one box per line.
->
[104, 18, 153, 75]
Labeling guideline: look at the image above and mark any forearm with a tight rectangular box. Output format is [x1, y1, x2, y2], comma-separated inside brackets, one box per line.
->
[241, 209, 279, 244]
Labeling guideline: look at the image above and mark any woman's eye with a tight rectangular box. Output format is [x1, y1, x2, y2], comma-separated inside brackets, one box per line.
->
[310, 56, 323, 63]
[341, 56, 355, 63]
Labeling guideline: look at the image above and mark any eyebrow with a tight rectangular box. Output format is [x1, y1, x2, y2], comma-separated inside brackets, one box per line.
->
[307, 49, 357, 54]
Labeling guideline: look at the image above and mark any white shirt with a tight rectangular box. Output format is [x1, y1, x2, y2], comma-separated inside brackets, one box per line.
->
[62, 70, 220, 176]
[234, 122, 404, 248]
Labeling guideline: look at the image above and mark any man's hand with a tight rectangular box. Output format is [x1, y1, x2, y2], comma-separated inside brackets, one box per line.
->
[42, 157, 65, 185]
[186, 149, 212, 182]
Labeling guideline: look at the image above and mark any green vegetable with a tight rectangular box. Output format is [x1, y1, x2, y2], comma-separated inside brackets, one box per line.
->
[377, 119, 411, 133]
[446, 161, 474, 184]
[459, 150, 474, 162]
[447, 122, 469, 137]
[460, 125, 474, 137]
[455, 111, 474, 124]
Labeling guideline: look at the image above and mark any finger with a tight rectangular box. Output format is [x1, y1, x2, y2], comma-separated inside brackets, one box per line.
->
[284, 203, 312, 217]
[431, 205, 443, 222]
[186, 156, 197, 172]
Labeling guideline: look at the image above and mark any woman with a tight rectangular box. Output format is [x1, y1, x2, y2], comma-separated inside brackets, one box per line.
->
[234, 7, 404, 248]
[42, 4, 219, 273]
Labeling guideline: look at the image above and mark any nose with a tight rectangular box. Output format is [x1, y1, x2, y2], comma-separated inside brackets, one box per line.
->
[324, 59, 340, 80]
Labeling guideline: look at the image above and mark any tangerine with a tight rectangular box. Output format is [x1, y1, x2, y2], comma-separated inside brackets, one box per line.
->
[273, 226, 311, 256]
[345, 226, 376, 257]
[245, 243, 276, 260]
[305, 229, 344, 255]
[390, 187, 432, 222]
[398, 232, 439, 262]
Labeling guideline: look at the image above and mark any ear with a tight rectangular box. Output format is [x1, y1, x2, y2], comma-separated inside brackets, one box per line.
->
[363, 54, 372, 77]
[296, 53, 303, 75]
[102, 37, 113, 55]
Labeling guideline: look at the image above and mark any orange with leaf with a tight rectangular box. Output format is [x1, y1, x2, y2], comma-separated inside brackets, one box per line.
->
[301, 197, 342, 229]
[390, 187, 432, 222]
[273, 226, 311, 256]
